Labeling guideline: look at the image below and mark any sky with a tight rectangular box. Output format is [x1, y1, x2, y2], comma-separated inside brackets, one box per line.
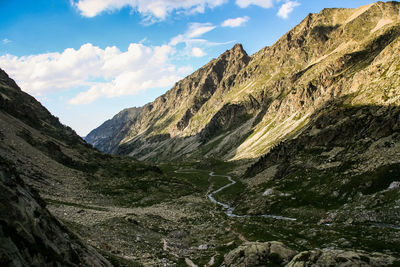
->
[0, 0, 385, 136]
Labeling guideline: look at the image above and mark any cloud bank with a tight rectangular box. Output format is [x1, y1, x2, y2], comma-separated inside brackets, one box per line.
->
[73, 0, 228, 20]
[72, 0, 297, 20]
[0, 43, 184, 105]
[0, 21, 221, 105]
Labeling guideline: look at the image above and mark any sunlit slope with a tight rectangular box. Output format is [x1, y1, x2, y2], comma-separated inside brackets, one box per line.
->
[87, 1, 400, 162]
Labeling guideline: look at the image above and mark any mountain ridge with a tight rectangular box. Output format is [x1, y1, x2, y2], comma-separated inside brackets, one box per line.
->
[87, 1, 400, 163]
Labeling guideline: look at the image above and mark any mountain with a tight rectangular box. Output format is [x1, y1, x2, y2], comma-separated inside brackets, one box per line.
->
[87, 1, 400, 163]
[0, 67, 196, 265]
[0, 69, 112, 266]
[3, 1, 400, 266]
[86, 43, 251, 160]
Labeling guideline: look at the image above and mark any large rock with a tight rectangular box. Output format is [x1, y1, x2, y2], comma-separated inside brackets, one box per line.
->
[223, 241, 297, 266]
[287, 248, 398, 267]
[223, 242, 399, 267]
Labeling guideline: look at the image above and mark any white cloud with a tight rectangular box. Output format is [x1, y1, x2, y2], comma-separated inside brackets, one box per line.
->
[277, 0, 300, 19]
[235, 0, 273, 8]
[187, 23, 216, 38]
[2, 38, 11, 44]
[221, 16, 249, 27]
[168, 22, 224, 60]
[170, 22, 216, 46]
[72, 0, 228, 20]
[0, 43, 189, 105]
[192, 47, 206, 57]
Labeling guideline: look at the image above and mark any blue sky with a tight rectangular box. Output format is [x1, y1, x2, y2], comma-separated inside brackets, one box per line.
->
[0, 0, 383, 136]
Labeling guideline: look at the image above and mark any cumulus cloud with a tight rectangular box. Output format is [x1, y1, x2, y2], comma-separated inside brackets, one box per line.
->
[221, 16, 249, 27]
[0, 43, 187, 105]
[72, 0, 227, 20]
[235, 0, 273, 8]
[277, 0, 300, 19]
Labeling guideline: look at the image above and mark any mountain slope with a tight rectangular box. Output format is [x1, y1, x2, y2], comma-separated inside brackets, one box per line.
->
[0, 69, 114, 266]
[87, 1, 400, 163]
[0, 67, 202, 265]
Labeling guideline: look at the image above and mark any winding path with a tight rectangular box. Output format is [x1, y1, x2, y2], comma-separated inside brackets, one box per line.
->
[175, 169, 296, 221]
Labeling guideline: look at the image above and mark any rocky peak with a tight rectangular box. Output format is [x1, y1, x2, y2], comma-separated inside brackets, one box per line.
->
[222, 43, 248, 60]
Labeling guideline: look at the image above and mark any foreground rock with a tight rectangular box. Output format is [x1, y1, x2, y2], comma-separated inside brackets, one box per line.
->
[223, 242, 398, 267]
[287, 248, 398, 267]
[0, 159, 111, 267]
[223, 241, 297, 266]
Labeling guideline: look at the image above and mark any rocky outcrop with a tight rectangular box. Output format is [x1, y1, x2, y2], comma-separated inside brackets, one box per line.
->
[223, 241, 297, 266]
[223, 242, 398, 267]
[0, 158, 111, 267]
[287, 248, 397, 267]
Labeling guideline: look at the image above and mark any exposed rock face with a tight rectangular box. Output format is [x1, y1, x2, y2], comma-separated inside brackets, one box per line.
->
[0, 66, 216, 265]
[0, 158, 111, 267]
[223, 241, 297, 266]
[87, 1, 400, 163]
[223, 242, 398, 267]
[287, 248, 397, 267]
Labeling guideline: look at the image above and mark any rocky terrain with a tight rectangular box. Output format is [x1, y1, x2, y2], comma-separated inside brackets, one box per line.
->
[0, 158, 111, 267]
[2, 1, 400, 267]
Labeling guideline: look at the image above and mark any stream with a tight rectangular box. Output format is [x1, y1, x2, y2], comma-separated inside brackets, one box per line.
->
[175, 169, 400, 230]
[175, 169, 297, 221]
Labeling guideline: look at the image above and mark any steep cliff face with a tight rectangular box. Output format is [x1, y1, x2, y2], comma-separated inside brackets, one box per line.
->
[87, 1, 400, 163]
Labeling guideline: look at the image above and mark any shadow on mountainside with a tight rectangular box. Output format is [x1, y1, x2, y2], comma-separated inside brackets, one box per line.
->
[234, 99, 400, 231]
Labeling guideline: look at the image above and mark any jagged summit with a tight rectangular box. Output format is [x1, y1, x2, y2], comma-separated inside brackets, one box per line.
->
[223, 43, 248, 58]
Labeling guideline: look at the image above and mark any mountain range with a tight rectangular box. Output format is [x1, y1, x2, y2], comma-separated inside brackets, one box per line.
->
[87, 1, 400, 163]
[2, 1, 400, 266]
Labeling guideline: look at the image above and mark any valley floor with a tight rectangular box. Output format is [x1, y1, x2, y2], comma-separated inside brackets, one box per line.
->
[45, 160, 400, 266]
